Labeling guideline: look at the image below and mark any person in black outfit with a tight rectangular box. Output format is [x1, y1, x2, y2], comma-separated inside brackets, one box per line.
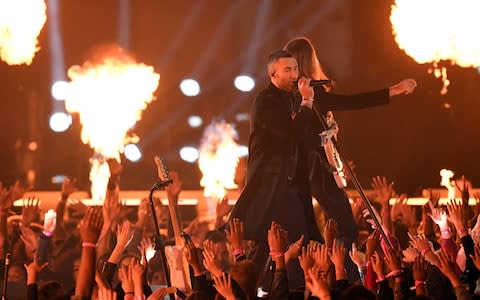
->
[229, 50, 322, 289]
[284, 37, 417, 280]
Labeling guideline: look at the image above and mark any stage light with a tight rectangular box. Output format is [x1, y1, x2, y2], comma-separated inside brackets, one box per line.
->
[124, 144, 142, 162]
[237, 145, 249, 157]
[234, 75, 255, 92]
[235, 112, 249, 122]
[188, 115, 203, 128]
[49, 112, 71, 132]
[51, 80, 69, 101]
[179, 78, 201, 96]
[179, 146, 199, 163]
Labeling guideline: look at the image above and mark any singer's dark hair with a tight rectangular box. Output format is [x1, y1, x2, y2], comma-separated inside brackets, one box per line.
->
[284, 37, 327, 80]
[267, 50, 293, 75]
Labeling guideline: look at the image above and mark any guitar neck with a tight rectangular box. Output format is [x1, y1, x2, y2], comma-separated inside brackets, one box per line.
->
[167, 195, 183, 246]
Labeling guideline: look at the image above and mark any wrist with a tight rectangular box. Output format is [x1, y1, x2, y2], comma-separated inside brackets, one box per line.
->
[232, 247, 244, 256]
[440, 226, 451, 239]
[421, 248, 431, 256]
[82, 242, 96, 248]
[415, 280, 426, 287]
[457, 227, 468, 237]
[269, 251, 284, 258]
[386, 269, 403, 279]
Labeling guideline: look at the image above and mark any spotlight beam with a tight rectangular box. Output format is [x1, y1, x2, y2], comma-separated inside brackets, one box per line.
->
[158, 1, 205, 71]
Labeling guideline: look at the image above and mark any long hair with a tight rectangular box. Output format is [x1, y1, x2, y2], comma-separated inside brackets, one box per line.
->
[284, 37, 328, 80]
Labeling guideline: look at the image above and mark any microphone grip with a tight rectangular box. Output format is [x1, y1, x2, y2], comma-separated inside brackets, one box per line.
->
[294, 79, 332, 87]
[309, 79, 332, 86]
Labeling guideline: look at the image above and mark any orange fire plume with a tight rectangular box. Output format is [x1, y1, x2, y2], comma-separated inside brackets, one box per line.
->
[198, 120, 240, 201]
[65, 46, 160, 201]
[0, 0, 46, 65]
[391, 0, 480, 94]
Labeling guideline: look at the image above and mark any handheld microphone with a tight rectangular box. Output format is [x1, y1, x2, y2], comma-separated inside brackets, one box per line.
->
[294, 79, 332, 87]
[309, 79, 332, 86]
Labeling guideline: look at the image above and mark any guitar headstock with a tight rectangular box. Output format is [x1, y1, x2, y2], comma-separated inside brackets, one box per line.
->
[154, 156, 173, 188]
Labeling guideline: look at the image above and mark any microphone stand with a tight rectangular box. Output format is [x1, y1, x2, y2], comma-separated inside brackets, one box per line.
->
[149, 181, 176, 300]
[311, 104, 395, 253]
[1, 253, 10, 300]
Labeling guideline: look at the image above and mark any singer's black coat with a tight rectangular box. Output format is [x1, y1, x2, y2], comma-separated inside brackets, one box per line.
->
[230, 82, 322, 244]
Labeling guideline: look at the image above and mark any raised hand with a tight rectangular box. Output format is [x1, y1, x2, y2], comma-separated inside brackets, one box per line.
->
[365, 230, 381, 260]
[116, 220, 134, 250]
[389, 78, 417, 96]
[267, 221, 288, 254]
[371, 176, 394, 205]
[203, 247, 223, 277]
[0, 181, 26, 212]
[103, 191, 122, 226]
[330, 239, 346, 279]
[139, 238, 155, 263]
[323, 219, 337, 249]
[79, 207, 103, 243]
[402, 246, 419, 263]
[20, 226, 38, 258]
[305, 266, 330, 299]
[131, 260, 146, 297]
[97, 286, 117, 300]
[285, 235, 304, 264]
[185, 242, 202, 274]
[383, 245, 401, 273]
[213, 273, 235, 300]
[349, 242, 367, 269]
[299, 246, 315, 274]
[428, 203, 448, 228]
[314, 243, 331, 275]
[408, 233, 431, 254]
[446, 200, 467, 235]
[437, 249, 460, 287]
[225, 218, 244, 252]
[412, 256, 428, 282]
[216, 198, 232, 220]
[24, 260, 49, 284]
[369, 252, 384, 279]
[136, 198, 150, 226]
[22, 197, 40, 226]
[61, 178, 77, 199]
[68, 199, 88, 217]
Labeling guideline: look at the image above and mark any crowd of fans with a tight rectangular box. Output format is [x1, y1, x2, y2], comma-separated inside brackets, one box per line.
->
[1, 163, 480, 300]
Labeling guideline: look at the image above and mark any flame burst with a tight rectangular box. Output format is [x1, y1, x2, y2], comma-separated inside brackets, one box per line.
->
[390, 0, 480, 94]
[198, 120, 240, 200]
[65, 46, 160, 201]
[0, 0, 46, 65]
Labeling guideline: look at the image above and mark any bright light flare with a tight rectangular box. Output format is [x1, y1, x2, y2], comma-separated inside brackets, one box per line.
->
[234, 75, 255, 92]
[390, 0, 480, 94]
[124, 143, 142, 162]
[64, 46, 160, 161]
[198, 120, 240, 200]
[180, 78, 200, 96]
[49, 112, 72, 132]
[188, 115, 203, 128]
[51, 80, 70, 101]
[0, 0, 47, 65]
[440, 168, 456, 200]
[179, 146, 199, 163]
